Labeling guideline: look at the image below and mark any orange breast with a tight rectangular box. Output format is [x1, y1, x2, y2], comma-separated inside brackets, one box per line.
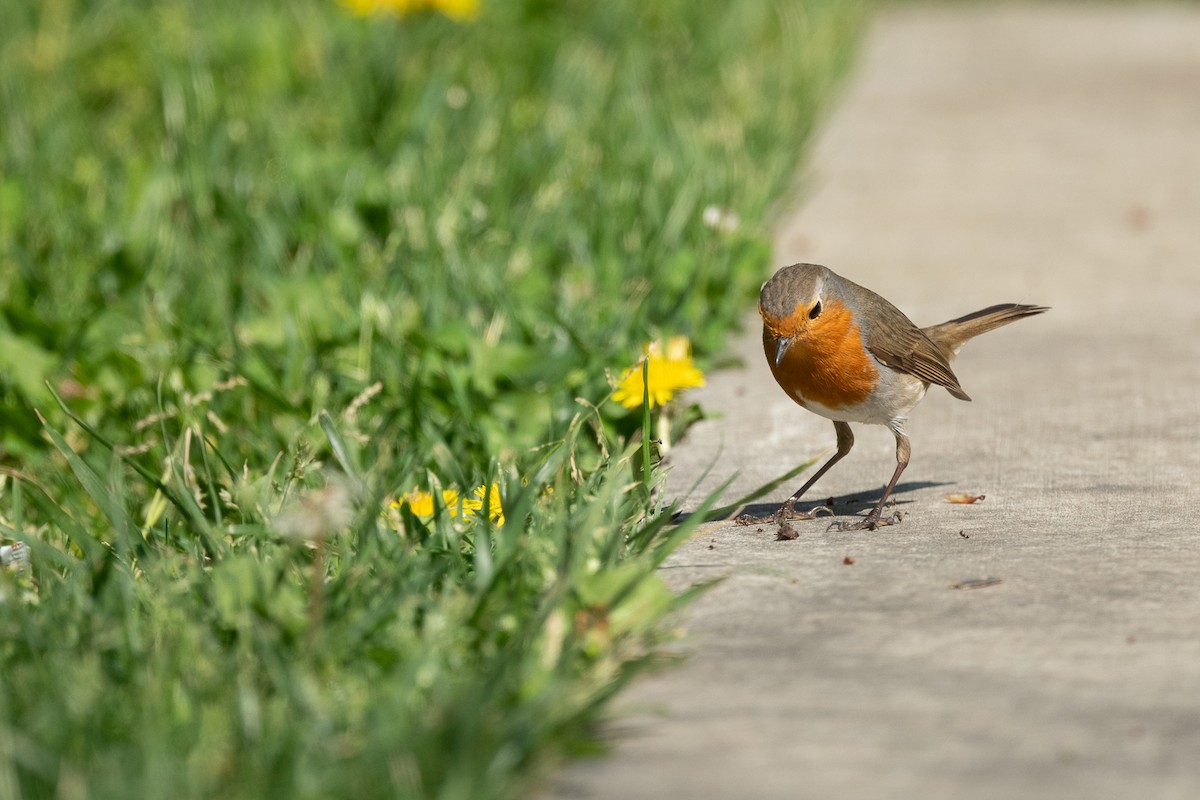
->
[764, 298, 879, 410]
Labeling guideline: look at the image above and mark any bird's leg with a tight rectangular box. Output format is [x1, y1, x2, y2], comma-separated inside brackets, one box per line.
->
[835, 431, 910, 531]
[773, 421, 854, 521]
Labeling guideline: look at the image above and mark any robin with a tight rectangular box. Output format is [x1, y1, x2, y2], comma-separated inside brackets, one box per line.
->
[757, 263, 1047, 531]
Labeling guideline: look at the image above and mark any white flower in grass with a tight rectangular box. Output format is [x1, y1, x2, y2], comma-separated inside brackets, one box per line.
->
[702, 204, 740, 233]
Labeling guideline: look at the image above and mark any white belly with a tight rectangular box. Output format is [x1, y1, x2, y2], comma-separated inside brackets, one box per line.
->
[791, 368, 929, 427]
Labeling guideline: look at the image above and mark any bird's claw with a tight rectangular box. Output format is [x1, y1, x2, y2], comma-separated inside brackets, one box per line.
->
[829, 510, 902, 532]
[735, 501, 833, 529]
[779, 503, 834, 522]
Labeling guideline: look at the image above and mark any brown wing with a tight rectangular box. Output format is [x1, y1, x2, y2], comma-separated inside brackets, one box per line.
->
[864, 303, 971, 401]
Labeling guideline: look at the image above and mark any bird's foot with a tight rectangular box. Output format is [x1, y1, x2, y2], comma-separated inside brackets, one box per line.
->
[779, 502, 834, 522]
[830, 510, 902, 532]
[735, 500, 833, 527]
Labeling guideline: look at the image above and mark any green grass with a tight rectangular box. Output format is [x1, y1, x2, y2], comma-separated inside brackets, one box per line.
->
[0, 0, 861, 797]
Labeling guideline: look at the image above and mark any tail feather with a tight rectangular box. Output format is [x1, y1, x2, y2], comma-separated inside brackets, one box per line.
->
[922, 303, 1049, 358]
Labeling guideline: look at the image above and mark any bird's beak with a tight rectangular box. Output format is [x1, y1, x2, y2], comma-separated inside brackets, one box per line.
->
[773, 336, 793, 367]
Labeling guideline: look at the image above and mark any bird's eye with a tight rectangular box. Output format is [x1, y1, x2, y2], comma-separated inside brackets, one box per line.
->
[808, 300, 822, 320]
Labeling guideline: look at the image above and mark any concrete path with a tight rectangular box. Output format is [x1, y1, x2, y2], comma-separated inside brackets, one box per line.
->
[550, 5, 1200, 800]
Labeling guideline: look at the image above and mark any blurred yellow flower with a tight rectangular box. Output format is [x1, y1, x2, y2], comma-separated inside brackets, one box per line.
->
[394, 487, 461, 517]
[340, 0, 479, 21]
[391, 483, 503, 524]
[464, 483, 505, 525]
[611, 335, 705, 410]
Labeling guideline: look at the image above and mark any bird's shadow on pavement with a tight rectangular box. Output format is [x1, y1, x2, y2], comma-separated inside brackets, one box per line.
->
[725, 480, 951, 522]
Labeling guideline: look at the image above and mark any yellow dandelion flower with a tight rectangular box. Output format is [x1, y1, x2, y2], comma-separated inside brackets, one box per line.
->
[462, 483, 505, 525]
[339, 0, 479, 21]
[611, 336, 705, 410]
[390, 484, 502, 524]
[430, 0, 478, 19]
[393, 487, 462, 517]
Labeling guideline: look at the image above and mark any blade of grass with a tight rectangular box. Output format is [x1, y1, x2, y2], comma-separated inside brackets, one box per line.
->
[38, 415, 134, 541]
[640, 359, 652, 506]
[319, 410, 359, 479]
[701, 453, 826, 521]
[197, 422, 222, 528]
[44, 384, 198, 524]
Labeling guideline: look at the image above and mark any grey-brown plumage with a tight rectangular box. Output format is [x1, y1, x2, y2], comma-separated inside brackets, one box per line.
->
[760, 262, 1048, 402]
[755, 262, 1048, 531]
